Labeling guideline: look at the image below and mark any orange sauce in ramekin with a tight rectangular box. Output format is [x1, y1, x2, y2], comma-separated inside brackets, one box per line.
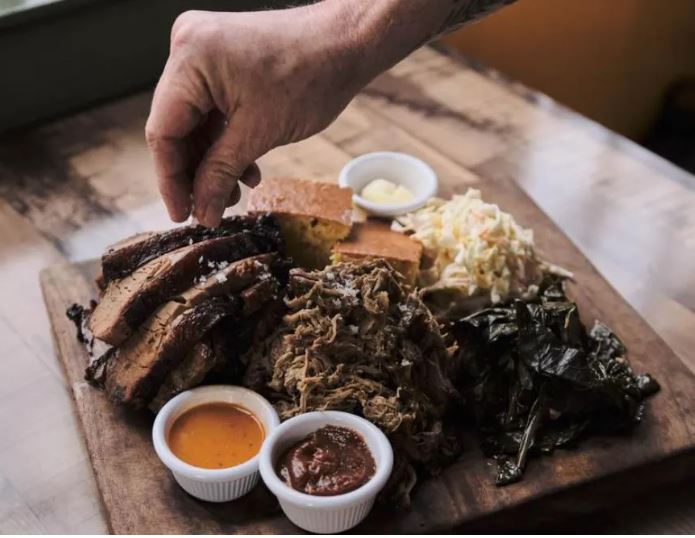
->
[168, 402, 264, 469]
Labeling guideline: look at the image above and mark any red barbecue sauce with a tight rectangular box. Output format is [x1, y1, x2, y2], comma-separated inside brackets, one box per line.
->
[277, 425, 376, 496]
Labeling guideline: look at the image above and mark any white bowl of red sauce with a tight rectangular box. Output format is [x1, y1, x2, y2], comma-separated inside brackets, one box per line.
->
[259, 411, 393, 534]
[152, 385, 279, 502]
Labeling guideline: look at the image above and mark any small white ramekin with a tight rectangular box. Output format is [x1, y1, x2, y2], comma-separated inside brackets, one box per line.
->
[152, 385, 279, 502]
[259, 411, 393, 534]
[339, 151, 438, 217]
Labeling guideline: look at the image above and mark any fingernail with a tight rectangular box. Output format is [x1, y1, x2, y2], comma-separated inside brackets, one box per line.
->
[172, 203, 191, 223]
[165, 200, 190, 223]
[201, 198, 226, 227]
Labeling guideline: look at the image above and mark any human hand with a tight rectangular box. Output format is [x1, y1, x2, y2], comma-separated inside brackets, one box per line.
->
[146, 0, 515, 227]
[145, 4, 373, 227]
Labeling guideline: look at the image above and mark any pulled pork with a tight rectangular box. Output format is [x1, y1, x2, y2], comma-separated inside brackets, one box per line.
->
[243, 259, 460, 505]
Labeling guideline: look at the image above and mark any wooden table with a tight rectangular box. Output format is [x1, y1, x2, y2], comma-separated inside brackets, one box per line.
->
[1, 46, 694, 534]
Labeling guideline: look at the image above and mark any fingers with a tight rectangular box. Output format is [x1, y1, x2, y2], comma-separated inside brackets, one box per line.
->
[145, 62, 208, 222]
[192, 125, 258, 227]
[239, 162, 262, 188]
[151, 137, 192, 222]
[225, 162, 260, 205]
[227, 184, 242, 207]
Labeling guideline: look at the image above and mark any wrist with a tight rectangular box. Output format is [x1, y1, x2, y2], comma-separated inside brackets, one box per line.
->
[308, 0, 453, 87]
[296, 1, 379, 93]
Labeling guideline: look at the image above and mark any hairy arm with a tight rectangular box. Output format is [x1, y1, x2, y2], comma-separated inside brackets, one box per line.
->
[341, 0, 517, 81]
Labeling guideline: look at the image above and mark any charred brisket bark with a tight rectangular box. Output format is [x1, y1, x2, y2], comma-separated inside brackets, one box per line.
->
[67, 301, 112, 385]
[69, 215, 292, 410]
[89, 231, 279, 345]
[101, 214, 282, 284]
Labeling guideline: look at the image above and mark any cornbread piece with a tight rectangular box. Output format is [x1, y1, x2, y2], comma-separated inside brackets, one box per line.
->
[101, 214, 281, 284]
[88, 231, 276, 345]
[331, 221, 423, 284]
[247, 177, 353, 268]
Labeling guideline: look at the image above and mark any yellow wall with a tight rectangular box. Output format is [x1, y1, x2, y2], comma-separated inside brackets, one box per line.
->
[441, 0, 695, 139]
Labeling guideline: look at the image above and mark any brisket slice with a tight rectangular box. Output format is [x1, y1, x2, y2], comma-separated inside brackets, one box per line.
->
[98, 254, 284, 407]
[85, 254, 277, 389]
[105, 295, 240, 408]
[148, 273, 286, 408]
[149, 341, 219, 412]
[101, 214, 282, 284]
[66, 301, 110, 358]
[240, 277, 280, 316]
[85, 347, 115, 389]
[89, 231, 277, 345]
[206, 292, 288, 384]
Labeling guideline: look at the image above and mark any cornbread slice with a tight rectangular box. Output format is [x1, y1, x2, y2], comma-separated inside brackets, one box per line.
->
[247, 177, 353, 268]
[331, 220, 423, 284]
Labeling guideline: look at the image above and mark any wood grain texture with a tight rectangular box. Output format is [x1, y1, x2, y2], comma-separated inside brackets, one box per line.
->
[2, 45, 695, 533]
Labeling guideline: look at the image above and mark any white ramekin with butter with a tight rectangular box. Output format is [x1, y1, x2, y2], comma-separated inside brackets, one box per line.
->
[339, 151, 438, 217]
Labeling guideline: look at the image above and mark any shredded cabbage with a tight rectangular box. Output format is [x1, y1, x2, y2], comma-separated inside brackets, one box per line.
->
[398, 189, 567, 306]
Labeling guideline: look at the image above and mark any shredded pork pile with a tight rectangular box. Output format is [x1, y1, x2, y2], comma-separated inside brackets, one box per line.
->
[243, 259, 460, 505]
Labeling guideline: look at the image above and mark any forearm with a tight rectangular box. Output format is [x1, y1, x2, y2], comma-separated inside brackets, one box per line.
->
[308, 0, 515, 88]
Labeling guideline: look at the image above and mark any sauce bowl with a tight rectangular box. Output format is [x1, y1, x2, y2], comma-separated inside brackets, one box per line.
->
[259, 411, 394, 533]
[152, 385, 279, 502]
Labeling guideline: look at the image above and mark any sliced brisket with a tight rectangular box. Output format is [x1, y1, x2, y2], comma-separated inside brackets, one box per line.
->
[240, 276, 280, 316]
[149, 341, 220, 412]
[99, 254, 285, 407]
[101, 214, 282, 284]
[147, 280, 283, 411]
[89, 231, 278, 345]
[106, 295, 240, 408]
[68, 214, 293, 410]
[206, 294, 287, 384]
[67, 302, 112, 385]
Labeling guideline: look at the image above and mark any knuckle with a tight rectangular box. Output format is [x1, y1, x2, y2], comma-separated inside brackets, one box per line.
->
[205, 158, 243, 188]
[171, 11, 203, 49]
[144, 123, 162, 148]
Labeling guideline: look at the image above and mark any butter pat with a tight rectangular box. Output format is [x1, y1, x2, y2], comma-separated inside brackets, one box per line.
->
[360, 178, 414, 205]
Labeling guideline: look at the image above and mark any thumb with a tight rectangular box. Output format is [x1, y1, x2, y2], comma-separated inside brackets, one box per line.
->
[192, 123, 258, 227]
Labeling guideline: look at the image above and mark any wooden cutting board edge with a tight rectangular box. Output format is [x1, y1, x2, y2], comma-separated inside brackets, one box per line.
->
[40, 264, 114, 534]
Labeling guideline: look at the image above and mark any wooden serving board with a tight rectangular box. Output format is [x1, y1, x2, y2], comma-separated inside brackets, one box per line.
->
[40, 172, 695, 534]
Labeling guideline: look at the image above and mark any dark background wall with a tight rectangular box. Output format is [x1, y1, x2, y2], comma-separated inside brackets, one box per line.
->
[0, 0, 290, 131]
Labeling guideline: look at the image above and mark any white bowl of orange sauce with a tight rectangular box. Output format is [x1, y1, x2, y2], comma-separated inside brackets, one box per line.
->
[152, 385, 279, 502]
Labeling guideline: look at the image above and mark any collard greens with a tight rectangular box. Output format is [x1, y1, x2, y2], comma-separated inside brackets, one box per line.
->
[452, 277, 659, 485]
